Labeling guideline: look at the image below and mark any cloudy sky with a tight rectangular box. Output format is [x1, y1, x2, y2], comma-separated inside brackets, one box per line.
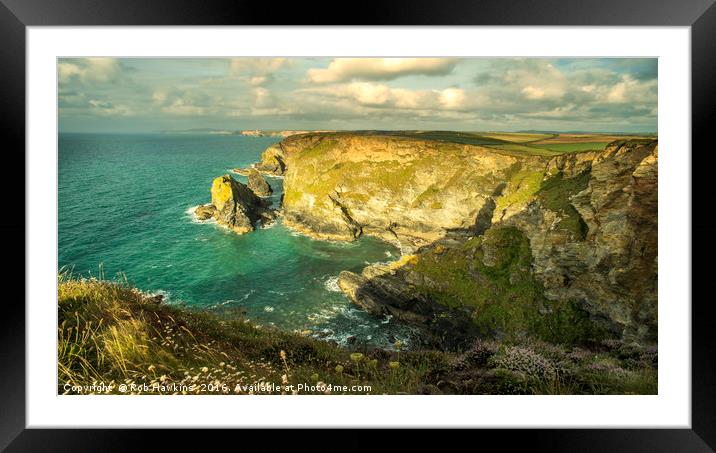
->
[58, 57, 657, 133]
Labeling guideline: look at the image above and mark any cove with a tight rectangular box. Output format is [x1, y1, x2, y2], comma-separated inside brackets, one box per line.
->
[58, 133, 416, 348]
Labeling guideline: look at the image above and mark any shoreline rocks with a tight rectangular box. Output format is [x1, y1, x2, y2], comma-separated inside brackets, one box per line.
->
[194, 204, 216, 220]
[247, 169, 273, 197]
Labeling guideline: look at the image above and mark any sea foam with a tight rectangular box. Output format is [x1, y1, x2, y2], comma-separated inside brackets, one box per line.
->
[324, 275, 341, 292]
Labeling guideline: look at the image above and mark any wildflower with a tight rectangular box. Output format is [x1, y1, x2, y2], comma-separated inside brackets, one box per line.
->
[281, 374, 289, 385]
[389, 361, 400, 369]
[160, 375, 168, 382]
[335, 364, 344, 373]
[490, 346, 555, 379]
[350, 353, 365, 363]
[394, 340, 402, 350]
[201, 367, 209, 373]
[148, 365, 155, 372]
[279, 350, 287, 360]
[219, 362, 225, 367]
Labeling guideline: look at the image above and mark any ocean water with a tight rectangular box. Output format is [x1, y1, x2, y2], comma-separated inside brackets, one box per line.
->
[58, 133, 415, 348]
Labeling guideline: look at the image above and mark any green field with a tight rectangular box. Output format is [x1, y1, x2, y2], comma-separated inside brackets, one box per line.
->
[530, 142, 610, 152]
[325, 131, 650, 156]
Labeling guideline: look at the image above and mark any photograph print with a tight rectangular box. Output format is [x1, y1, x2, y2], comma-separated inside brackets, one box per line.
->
[57, 57, 658, 396]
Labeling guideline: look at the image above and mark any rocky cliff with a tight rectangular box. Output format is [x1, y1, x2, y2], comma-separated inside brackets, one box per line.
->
[255, 134, 658, 346]
[273, 133, 546, 250]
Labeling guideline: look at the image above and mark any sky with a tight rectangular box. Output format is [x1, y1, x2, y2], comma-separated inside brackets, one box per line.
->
[58, 57, 657, 133]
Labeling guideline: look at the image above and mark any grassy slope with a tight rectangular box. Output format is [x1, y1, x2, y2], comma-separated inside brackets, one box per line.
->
[58, 275, 657, 395]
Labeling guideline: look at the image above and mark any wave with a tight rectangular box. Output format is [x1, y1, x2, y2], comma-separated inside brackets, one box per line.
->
[324, 275, 341, 292]
[258, 219, 277, 230]
[145, 289, 172, 304]
[185, 205, 216, 225]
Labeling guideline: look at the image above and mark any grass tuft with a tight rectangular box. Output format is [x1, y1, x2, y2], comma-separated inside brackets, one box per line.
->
[57, 273, 655, 395]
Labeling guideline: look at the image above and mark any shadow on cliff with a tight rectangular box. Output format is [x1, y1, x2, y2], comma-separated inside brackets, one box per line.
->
[346, 183, 516, 351]
[413, 182, 506, 255]
[342, 140, 659, 351]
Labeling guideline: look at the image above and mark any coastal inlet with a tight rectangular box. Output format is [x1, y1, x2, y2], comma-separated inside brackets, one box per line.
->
[58, 133, 416, 349]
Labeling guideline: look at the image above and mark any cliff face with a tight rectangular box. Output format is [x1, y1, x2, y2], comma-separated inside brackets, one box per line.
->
[257, 134, 658, 345]
[498, 140, 658, 341]
[277, 133, 547, 250]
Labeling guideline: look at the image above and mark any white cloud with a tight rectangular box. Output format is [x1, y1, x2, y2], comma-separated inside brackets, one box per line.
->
[88, 99, 134, 116]
[293, 83, 475, 121]
[306, 58, 460, 84]
[605, 75, 656, 104]
[58, 57, 658, 132]
[252, 87, 274, 108]
[229, 58, 288, 86]
[58, 58, 124, 84]
[152, 88, 210, 116]
[521, 85, 546, 100]
[439, 88, 467, 109]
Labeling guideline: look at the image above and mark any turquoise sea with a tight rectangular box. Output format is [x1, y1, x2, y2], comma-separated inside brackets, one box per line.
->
[58, 133, 415, 348]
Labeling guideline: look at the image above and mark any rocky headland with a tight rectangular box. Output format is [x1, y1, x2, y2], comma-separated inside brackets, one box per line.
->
[232, 141, 289, 177]
[237, 133, 657, 349]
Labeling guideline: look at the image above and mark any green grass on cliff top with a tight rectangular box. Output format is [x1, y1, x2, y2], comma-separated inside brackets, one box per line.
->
[292, 130, 632, 156]
[58, 273, 656, 395]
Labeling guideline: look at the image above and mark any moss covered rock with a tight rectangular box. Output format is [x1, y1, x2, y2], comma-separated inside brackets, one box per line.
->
[207, 174, 276, 234]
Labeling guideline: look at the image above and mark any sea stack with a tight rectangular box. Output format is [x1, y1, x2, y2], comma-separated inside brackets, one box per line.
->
[194, 174, 277, 234]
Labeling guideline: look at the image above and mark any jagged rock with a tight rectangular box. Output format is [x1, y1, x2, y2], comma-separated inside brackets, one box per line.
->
[231, 167, 252, 176]
[247, 169, 273, 197]
[146, 294, 164, 304]
[209, 174, 275, 234]
[254, 143, 287, 175]
[338, 264, 479, 350]
[194, 204, 216, 220]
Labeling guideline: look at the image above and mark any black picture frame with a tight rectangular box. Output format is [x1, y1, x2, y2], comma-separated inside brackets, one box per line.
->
[2, 0, 713, 449]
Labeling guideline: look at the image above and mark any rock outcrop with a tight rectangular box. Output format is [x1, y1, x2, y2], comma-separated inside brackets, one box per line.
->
[254, 142, 288, 175]
[233, 142, 290, 177]
[194, 204, 216, 220]
[195, 174, 277, 234]
[247, 169, 273, 197]
[275, 133, 545, 250]
[521, 140, 659, 341]
[254, 133, 658, 345]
